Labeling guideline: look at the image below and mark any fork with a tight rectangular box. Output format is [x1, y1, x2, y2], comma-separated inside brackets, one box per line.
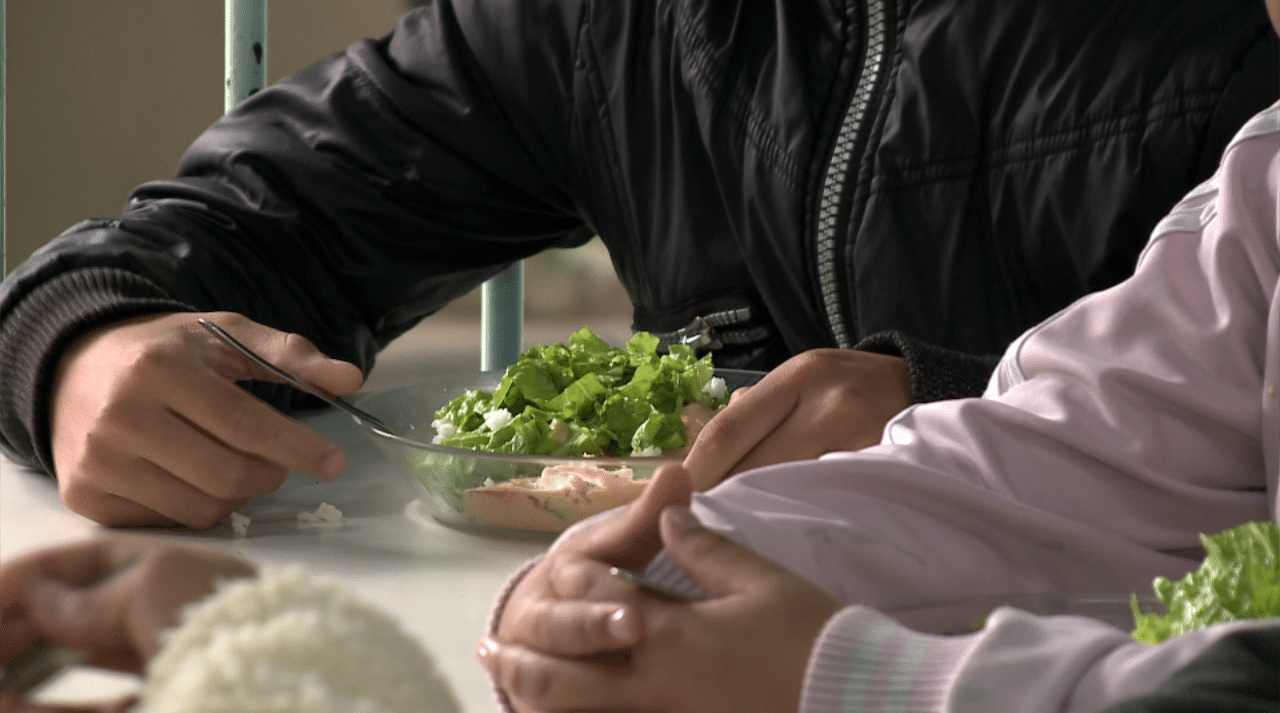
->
[197, 318, 395, 435]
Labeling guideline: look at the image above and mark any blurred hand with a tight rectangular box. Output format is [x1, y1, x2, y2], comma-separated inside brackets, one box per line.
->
[492, 462, 697, 682]
[683, 348, 911, 489]
[49, 311, 364, 528]
[478, 504, 839, 713]
[0, 536, 256, 711]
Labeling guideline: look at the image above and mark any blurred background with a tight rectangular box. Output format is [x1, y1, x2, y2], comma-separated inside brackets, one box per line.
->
[5, 0, 633, 387]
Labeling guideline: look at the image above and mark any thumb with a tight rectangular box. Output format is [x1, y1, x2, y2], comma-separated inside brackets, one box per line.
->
[572, 462, 695, 571]
[658, 505, 782, 597]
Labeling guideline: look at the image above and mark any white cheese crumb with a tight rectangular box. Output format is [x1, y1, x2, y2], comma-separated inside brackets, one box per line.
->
[632, 445, 662, 457]
[702, 376, 727, 400]
[483, 408, 514, 431]
[431, 418, 457, 444]
[298, 502, 344, 525]
[229, 511, 251, 537]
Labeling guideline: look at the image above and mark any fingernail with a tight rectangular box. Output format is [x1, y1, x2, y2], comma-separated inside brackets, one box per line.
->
[319, 451, 345, 480]
[475, 637, 499, 664]
[607, 607, 640, 643]
[662, 505, 701, 534]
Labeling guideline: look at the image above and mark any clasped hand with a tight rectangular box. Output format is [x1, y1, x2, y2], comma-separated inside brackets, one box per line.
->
[481, 464, 838, 713]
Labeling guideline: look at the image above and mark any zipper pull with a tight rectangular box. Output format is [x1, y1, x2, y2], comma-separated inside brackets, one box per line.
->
[664, 316, 723, 351]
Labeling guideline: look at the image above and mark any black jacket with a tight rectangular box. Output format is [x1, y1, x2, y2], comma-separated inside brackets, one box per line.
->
[2, 0, 1277, 471]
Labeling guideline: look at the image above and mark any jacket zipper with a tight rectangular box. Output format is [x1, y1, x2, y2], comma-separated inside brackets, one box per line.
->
[815, 0, 889, 348]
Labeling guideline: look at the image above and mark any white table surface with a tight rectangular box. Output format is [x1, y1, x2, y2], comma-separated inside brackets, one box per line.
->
[0, 404, 549, 710]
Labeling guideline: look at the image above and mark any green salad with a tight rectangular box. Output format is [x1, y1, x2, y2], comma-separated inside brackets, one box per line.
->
[1131, 520, 1280, 643]
[430, 326, 729, 458]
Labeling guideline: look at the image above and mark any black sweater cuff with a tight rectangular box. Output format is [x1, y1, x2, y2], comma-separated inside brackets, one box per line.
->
[853, 331, 1001, 404]
[1098, 624, 1279, 713]
[0, 267, 194, 474]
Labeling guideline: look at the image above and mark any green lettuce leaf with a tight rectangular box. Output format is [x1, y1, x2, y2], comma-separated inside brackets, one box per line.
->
[434, 326, 728, 457]
[1131, 521, 1280, 643]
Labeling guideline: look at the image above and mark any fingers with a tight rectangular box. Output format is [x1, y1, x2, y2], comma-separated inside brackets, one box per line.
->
[0, 537, 256, 673]
[56, 373, 296, 527]
[167, 371, 346, 483]
[683, 349, 914, 488]
[681, 371, 797, 488]
[615, 461, 694, 542]
[501, 555, 646, 655]
[22, 579, 134, 659]
[109, 544, 256, 660]
[489, 505, 841, 713]
[494, 458, 694, 671]
[0, 540, 111, 663]
[658, 505, 785, 598]
[477, 637, 639, 713]
[200, 315, 364, 397]
[513, 599, 643, 655]
[59, 455, 245, 529]
[0, 539, 135, 669]
[49, 311, 357, 528]
[561, 462, 694, 571]
[127, 409, 290, 500]
[715, 410, 836, 475]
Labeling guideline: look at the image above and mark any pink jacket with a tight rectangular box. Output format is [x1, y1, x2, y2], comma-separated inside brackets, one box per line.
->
[494, 102, 1280, 711]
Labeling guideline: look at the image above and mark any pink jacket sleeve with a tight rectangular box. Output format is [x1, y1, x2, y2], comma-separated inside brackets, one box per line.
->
[800, 607, 1279, 713]
[638, 103, 1280, 710]
[488, 104, 1280, 713]
[648, 104, 1280, 619]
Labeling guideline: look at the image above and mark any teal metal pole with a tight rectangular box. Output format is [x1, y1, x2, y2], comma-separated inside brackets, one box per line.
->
[225, 0, 266, 111]
[481, 263, 524, 371]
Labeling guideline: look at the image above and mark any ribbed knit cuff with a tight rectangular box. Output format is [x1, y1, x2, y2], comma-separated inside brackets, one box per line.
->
[485, 556, 542, 713]
[800, 606, 976, 713]
[854, 331, 1001, 404]
[0, 267, 194, 474]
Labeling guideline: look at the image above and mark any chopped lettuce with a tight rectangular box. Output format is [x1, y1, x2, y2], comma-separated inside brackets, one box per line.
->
[431, 326, 728, 457]
[1131, 521, 1280, 643]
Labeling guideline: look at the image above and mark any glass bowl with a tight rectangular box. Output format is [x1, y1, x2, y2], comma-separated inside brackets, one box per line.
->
[355, 368, 765, 538]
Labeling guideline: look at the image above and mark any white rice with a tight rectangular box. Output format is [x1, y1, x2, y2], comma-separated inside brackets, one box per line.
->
[297, 503, 343, 525]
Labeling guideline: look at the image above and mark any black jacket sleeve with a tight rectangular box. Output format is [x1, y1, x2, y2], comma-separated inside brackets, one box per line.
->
[854, 331, 1001, 403]
[0, 1, 596, 472]
[1099, 624, 1280, 713]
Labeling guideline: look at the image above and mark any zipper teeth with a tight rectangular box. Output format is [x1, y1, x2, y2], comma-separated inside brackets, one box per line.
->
[702, 308, 751, 328]
[716, 326, 772, 344]
[816, 0, 887, 349]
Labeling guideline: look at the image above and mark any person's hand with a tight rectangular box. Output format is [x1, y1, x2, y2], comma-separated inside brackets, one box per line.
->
[478, 504, 840, 713]
[0, 536, 256, 712]
[49, 311, 364, 528]
[683, 348, 911, 489]
[492, 462, 696, 671]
